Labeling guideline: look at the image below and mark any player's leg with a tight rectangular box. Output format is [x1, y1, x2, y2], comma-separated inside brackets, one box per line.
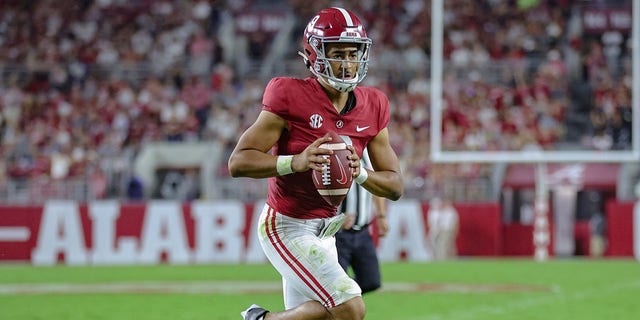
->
[335, 231, 355, 272]
[350, 231, 381, 293]
[432, 231, 444, 260]
[247, 205, 364, 320]
[248, 297, 364, 320]
[443, 230, 456, 259]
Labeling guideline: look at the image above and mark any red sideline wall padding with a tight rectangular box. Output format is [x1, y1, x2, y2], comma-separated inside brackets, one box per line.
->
[0, 206, 43, 261]
[0, 201, 502, 264]
[502, 224, 534, 256]
[606, 201, 634, 256]
[451, 203, 501, 256]
[0, 200, 635, 264]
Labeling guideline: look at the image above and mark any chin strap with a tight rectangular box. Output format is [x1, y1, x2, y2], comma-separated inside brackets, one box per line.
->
[298, 51, 310, 68]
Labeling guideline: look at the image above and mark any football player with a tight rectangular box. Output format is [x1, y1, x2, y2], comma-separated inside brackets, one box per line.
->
[228, 7, 403, 320]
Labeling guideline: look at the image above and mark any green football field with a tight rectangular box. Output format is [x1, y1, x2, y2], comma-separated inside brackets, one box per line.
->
[1, 259, 638, 320]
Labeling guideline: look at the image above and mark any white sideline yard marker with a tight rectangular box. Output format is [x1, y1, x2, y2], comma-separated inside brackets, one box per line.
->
[0, 227, 31, 241]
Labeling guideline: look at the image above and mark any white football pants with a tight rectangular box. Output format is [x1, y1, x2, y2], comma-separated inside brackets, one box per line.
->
[257, 204, 361, 309]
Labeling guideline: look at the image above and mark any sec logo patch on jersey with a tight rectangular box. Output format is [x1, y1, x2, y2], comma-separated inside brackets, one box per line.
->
[312, 131, 353, 206]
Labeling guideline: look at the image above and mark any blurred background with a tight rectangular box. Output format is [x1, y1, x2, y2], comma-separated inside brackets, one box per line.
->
[0, 0, 638, 262]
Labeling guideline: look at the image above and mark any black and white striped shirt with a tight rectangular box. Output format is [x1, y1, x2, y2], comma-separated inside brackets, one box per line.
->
[339, 148, 373, 231]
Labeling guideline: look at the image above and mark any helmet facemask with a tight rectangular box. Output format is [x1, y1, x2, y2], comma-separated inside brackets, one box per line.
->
[302, 37, 371, 92]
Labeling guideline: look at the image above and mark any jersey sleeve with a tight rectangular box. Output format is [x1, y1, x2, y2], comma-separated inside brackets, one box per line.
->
[262, 77, 290, 118]
[376, 89, 391, 131]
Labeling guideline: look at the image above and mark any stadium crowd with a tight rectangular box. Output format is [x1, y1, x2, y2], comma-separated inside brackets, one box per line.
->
[0, 0, 633, 203]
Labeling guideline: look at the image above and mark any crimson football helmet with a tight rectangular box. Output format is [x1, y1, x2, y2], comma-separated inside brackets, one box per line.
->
[299, 7, 372, 92]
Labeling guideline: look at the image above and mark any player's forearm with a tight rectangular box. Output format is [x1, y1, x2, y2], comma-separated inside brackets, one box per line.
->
[228, 149, 281, 178]
[360, 170, 403, 201]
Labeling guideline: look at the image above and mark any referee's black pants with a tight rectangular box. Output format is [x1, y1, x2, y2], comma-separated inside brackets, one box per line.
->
[335, 228, 381, 294]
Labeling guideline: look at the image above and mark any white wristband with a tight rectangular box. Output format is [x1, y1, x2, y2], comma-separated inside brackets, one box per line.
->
[276, 155, 294, 176]
[355, 168, 369, 185]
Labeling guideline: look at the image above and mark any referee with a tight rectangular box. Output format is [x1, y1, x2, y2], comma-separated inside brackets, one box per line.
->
[336, 148, 388, 294]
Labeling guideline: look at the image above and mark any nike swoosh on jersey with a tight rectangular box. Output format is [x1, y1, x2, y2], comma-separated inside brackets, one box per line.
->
[356, 125, 370, 132]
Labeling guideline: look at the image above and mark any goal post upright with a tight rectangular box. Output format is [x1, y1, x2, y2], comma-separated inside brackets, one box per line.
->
[533, 163, 550, 261]
[633, 0, 640, 159]
[430, 0, 444, 161]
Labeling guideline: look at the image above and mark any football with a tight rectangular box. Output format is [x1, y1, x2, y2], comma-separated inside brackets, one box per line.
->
[311, 131, 354, 206]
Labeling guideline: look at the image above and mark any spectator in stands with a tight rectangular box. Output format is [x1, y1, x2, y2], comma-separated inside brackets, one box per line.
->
[127, 176, 144, 201]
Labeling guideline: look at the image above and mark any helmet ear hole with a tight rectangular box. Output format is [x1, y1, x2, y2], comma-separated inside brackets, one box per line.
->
[304, 49, 312, 67]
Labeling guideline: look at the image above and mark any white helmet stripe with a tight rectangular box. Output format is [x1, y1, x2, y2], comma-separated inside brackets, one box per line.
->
[334, 7, 353, 26]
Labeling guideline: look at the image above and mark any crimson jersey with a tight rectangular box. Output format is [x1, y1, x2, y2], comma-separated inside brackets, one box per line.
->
[262, 77, 390, 219]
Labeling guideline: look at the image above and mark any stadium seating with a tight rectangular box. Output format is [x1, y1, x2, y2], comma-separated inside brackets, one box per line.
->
[0, 0, 633, 204]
